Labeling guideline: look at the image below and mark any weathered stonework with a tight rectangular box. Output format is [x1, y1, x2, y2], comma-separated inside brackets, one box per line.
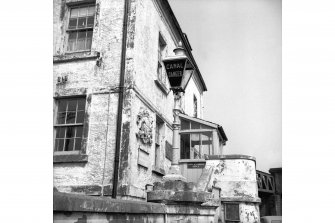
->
[54, 0, 208, 201]
[198, 155, 261, 223]
[114, 0, 207, 200]
[54, 192, 217, 223]
[53, 0, 125, 194]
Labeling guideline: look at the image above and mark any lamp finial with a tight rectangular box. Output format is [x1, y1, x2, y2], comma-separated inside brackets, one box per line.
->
[173, 41, 186, 56]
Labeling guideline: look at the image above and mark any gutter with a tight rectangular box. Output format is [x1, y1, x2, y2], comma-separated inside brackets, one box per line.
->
[112, 0, 129, 198]
[218, 125, 228, 142]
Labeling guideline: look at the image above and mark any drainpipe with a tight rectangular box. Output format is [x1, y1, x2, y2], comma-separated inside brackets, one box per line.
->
[112, 0, 129, 198]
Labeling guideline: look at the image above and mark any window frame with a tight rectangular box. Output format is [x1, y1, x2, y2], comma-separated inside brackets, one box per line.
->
[179, 118, 215, 160]
[157, 33, 167, 84]
[154, 116, 165, 168]
[53, 95, 89, 163]
[193, 94, 198, 118]
[155, 32, 169, 95]
[66, 3, 96, 53]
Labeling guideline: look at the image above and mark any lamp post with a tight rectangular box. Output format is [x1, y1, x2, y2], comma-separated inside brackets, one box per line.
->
[162, 41, 194, 182]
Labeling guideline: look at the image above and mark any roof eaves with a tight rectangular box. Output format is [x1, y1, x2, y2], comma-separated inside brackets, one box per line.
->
[179, 113, 228, 142]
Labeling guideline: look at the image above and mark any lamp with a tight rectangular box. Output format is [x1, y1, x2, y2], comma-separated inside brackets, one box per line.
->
[162, 41, 194, 181]
[163, 42, 194, 93]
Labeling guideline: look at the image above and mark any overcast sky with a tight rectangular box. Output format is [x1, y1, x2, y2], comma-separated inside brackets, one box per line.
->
[169, 0, 282, 172]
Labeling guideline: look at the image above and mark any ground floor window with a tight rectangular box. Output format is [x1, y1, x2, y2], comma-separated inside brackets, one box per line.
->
[54, 97, 86, 153]
[180, 132, 213, 159]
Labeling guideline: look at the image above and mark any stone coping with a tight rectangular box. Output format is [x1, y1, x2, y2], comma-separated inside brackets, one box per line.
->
[54, 192, 166, 214]
[206, 154, 256, 163]
[147, 190, 212, 204]
[220, 196, 261, 204]
[54, 192, 217, 215]
[179, 159, 206, 163]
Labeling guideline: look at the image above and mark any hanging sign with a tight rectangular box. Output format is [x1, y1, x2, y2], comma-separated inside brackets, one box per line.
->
[163, 58, 187, 88]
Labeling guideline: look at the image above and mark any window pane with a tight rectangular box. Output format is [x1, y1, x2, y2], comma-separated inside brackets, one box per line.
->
[77, 98, 86, 110]
[85, 38, 92, 50]
[180, 134, 190, 159]
[88, 6, 95, 15]
[77, 39, 86, 51]
[75, 138, 82, 150]
[200, 133, 209, 156]
[76, 111, 85, 123]
[55, 139, 64, 152]
[181, 119, 190, 130]
[68, 18, 78, 29]
[56, 127, 66, 138]
[201, 132, 212, 156]
[191, 121, 200, 129]
[58, 100, 67, 112]
[65, 126, 75, 138]
[76, 126, 83, 137]
[68, 40, 75, 52]
[64, 138, 74, 151]
[79, 7, 87, 17]
[66, 112, 76, 124]
[78, 17, 87, 28]
[165, 141, 173, 161]
[191, 134, 201, 159]
[78, 30, 86, 38]
[87, 16, 94, 27]
[68, 32, 77, 51]
[86, 30, 93, 38]
[157, 63, 162, 81]
[67, 99, 77, 111]
[69, 32, 77, 41]
[57, 112, 66, 124]
[77, 31, 86, 51]
[70, 8, 79, 18]
[86, 31, 93, 50]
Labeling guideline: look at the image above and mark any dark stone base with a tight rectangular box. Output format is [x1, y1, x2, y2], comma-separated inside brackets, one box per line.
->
[147, 180, 213, 204]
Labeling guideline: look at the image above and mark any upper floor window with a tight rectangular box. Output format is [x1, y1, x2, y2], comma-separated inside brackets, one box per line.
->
[157, 33, 167, 85]
[54, 97, 86, 153]
[193, 95, 198, 118]
[67, 5, 95, 52]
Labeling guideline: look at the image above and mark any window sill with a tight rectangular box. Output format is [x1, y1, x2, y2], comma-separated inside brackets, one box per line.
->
[53, 154, 88, 163]
[53, 51, 99, 63]
[152, 166, 166, 176]
[154, 80, 170, 95]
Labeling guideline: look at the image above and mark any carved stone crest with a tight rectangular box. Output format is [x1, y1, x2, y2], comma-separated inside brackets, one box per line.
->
[136, 108, 153, 145]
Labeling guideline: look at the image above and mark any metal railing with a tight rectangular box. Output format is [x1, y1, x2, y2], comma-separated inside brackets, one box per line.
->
[256, 170, 275, 194]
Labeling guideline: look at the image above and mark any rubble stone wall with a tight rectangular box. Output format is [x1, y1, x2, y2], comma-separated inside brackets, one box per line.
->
[53, 0, 125, 194]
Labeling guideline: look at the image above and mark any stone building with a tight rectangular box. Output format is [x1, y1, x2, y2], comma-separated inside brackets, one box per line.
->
[53, 0, 262, 222]
[53, 0, 227, 200]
